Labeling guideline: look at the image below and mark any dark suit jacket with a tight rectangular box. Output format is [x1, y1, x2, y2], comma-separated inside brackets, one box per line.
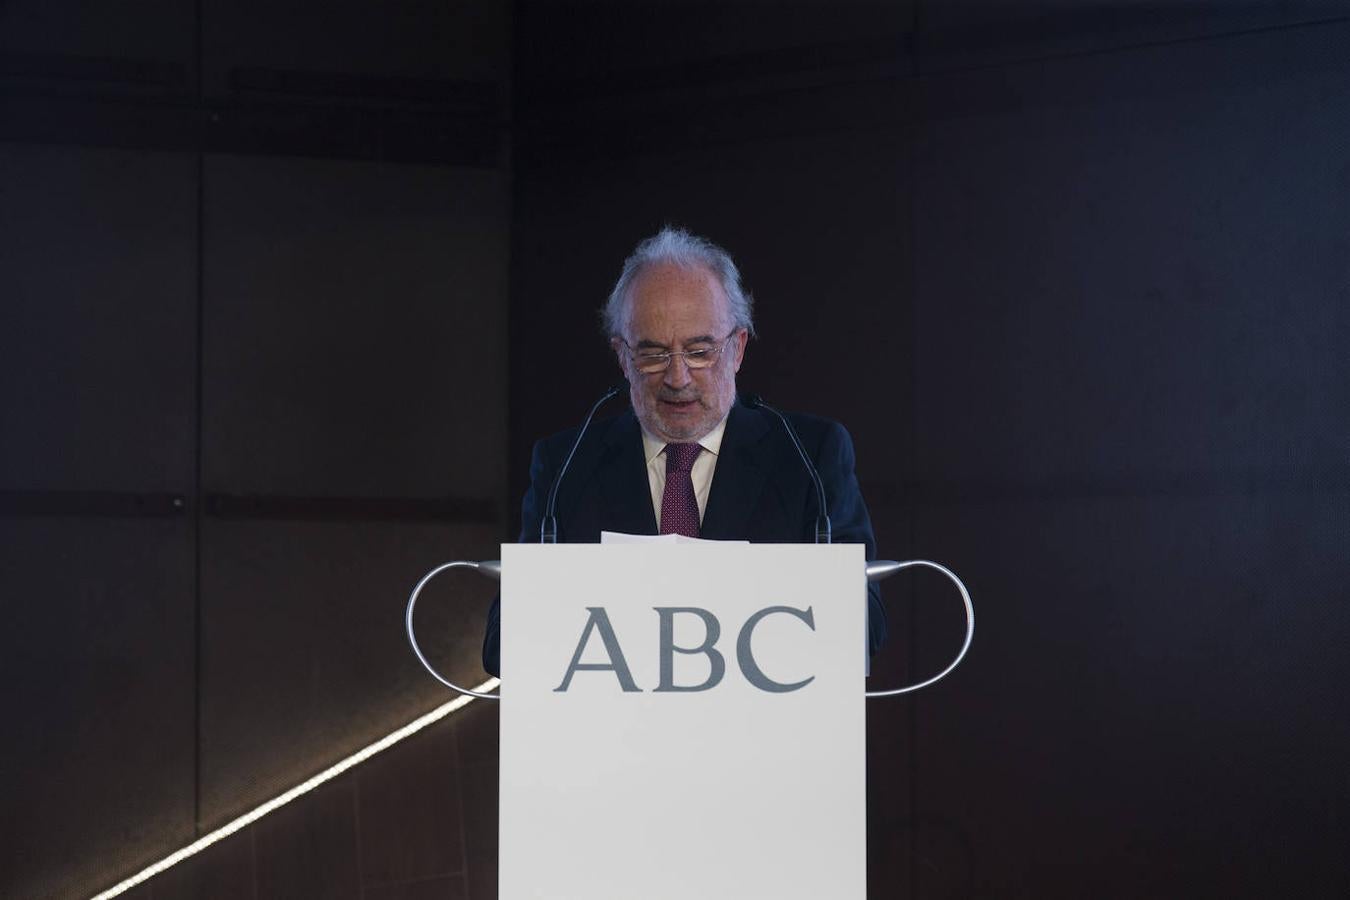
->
[482, 399, 887, 675]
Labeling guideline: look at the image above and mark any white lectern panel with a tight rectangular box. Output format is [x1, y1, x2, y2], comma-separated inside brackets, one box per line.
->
[500, 543, 865, 900]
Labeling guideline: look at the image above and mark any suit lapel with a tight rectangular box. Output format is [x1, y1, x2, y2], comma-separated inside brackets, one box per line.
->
[701, 402, 772, 541]
[595, 410, 658, 536]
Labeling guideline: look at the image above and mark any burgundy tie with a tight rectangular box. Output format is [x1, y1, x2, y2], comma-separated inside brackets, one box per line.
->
[659, 443, 703, 537]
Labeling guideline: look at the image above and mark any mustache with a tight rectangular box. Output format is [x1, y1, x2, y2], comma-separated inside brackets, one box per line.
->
[656, 388, 701, 400]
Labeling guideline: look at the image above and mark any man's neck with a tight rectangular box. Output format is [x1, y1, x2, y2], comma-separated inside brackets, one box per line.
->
[639, 412, 731, 460]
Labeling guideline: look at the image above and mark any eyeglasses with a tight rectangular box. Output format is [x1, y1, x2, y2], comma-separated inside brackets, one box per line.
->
[621, 331, 738, 375]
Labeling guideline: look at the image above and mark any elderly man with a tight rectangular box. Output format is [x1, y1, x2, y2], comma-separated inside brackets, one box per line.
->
[483, 227, 885, 676]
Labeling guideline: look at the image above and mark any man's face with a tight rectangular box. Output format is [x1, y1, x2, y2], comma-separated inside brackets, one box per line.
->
[613, 262, 748, 443]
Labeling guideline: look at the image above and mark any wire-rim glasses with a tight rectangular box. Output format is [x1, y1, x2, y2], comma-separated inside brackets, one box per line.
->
[620, 331, 739, 375]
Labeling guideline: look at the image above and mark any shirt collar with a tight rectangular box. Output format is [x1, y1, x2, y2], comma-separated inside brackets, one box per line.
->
[641, 413, 730, 466]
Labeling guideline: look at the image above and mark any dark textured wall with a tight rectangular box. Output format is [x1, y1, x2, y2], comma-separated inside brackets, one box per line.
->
[509, 2, 1350, 897]
[1, 2, 510, 898]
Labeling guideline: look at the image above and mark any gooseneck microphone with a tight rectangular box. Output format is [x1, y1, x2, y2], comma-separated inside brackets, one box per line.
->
[743, 394, 831, 544]
[540, 382, 627, 543]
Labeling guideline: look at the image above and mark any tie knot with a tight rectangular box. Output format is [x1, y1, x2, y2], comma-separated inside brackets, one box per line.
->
[664, 442, 702, 474]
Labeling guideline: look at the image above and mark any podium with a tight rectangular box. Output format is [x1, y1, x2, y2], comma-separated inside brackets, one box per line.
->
[406, 544, 973, 900]
[501, 542, 865, 900]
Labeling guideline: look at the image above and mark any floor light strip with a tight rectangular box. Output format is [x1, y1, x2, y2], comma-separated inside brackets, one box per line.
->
[90, 677, 500, 899]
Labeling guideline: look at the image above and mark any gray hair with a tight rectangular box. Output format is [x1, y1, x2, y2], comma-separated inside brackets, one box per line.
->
[601, 226, 756, 338]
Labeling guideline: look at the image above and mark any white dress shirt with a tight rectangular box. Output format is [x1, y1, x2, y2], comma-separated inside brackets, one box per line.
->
[639, 414, 729, 526]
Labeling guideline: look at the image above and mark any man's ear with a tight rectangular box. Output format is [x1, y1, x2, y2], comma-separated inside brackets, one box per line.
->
[731, 328, 749, 373]
[610, 337, 629, 377]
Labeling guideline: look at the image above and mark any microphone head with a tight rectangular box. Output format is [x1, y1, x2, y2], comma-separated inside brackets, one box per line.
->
[741, 392, 765, 409]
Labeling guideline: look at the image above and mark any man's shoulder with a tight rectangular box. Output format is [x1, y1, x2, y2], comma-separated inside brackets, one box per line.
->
[738, 403, 851, 448]
[779, 408, 847, 436]
[531, 409, 638, 460]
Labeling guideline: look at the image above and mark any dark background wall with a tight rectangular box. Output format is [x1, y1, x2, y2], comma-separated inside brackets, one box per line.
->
[3, 2, 1349, 898]
[1, 1, 509, 897]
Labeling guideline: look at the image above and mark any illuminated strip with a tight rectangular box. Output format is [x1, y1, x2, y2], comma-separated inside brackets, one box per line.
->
[89, 677, 500, 900]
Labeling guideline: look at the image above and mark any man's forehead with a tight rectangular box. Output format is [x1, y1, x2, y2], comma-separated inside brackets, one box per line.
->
[625, 262, 730, 332]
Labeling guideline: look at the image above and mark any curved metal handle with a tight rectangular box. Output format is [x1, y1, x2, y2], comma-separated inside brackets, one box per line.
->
[865, 559, 975, 698]
[406, 560, 502, 700]
[408, 556, 972, 700]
